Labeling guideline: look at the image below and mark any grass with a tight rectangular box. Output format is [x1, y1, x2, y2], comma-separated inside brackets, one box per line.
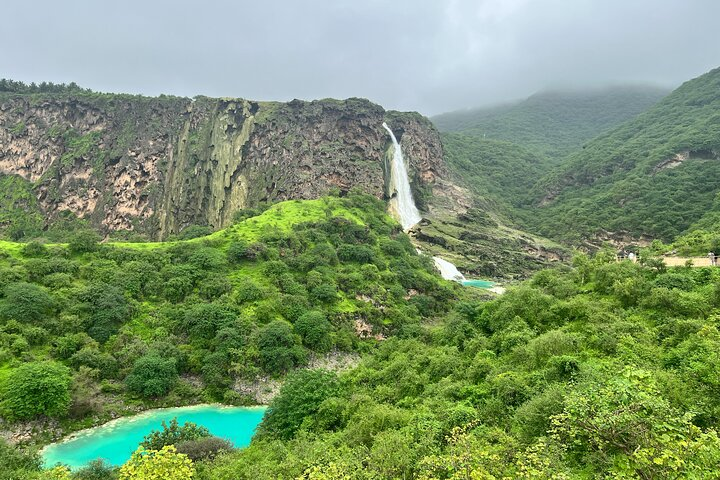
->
[209, 197, 366, 243]
[0, 197, 368, 256]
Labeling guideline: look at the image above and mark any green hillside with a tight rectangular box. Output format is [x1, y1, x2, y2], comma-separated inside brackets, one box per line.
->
[529, 66, 720, 243]
[0, 194, 459, 454]
[433, 86, 668, 158]
[442, 134, 548, 216]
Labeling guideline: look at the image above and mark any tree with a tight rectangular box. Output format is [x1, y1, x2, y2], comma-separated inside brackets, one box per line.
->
[0, 282, 54, 323]
[257, 369, 340, 440]
[68, 230, 101, 254]
[1, 361, 71, 420]
[0, 438, 42, 480]
[119, 446, 194, 480]
[140, 418, 210, 451]
[295, 311, 332, 352]
[175, 436, 233, 461]
[257, 320, 306, 374]
[126, 356, 177, 398]
[77, 282, 133, 342]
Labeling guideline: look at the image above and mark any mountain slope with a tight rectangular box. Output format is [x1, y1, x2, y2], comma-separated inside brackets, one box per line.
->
[433, 86, 669, 158]
[441, 133, 548, 215]
[529, 66, 720, 243]
[0, 90, 444, 239]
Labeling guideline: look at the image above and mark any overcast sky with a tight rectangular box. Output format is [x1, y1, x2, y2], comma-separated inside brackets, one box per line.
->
[3, 0, 719, 115]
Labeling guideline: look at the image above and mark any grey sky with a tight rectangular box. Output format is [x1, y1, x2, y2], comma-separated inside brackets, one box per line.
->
[3, 0, 719, 115]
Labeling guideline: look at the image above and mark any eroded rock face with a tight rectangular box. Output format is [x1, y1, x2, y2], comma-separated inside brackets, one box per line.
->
[0, 94, 445, 238]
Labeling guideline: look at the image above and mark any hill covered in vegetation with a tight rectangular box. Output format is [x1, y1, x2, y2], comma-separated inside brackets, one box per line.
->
[0, 194, 463, 474]
[433, 86, 668, 158]
[11, 247, 720, 478]
[195, 253, 720, 479]
[529, 66, 720, 243]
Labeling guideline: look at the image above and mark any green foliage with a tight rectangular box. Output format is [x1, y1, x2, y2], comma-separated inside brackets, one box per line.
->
[68, 230, 101, 254]
[0, 439, 41, 480]
[200, 252, 720, 478]
[257, 369, 340, 440]
[140, 417, 210, 451]
[1, 361, 71, 420]
[77, 282, 133, 342]
[0, 282, 54, 323]
[0, 194, 454, 469]
[434, 86, 668, 157]
[175, 436, 233, 461]
[295, 311, 332, 352]
[71, 460, 118, 480]
[529, 67, 720, 241]
[125, 355, 177, 398]
[119, 445, 194, 480]
[257, 320, 306, 374]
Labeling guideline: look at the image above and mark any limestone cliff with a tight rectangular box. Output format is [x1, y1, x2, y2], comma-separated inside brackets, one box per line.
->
[0, 93, 445, 238]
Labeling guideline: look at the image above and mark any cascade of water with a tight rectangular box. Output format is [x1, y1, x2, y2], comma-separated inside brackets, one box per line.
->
[433, 256, 467, 283]
[380, 123, 489, 289]
[382, 122, 422, 231]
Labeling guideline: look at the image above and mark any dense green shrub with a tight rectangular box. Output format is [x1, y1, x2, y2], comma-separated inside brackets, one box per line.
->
[257, 320, 306, 374]
[1, 361, 72, 420]
[126, 355, 177, 398]
[140, 418, 210, 451]
[257, 369, 340, 440]
[175, 436, 233, 461]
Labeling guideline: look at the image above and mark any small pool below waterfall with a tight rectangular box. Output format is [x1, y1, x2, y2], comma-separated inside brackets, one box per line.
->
[42, 404, 266, 469]
[461, 279, 496, 289]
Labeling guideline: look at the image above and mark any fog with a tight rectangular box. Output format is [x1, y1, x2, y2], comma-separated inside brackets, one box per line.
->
[3, 0, 719, 114]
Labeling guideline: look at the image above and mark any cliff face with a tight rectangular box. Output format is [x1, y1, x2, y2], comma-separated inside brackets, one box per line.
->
[0, 93, 445, 238]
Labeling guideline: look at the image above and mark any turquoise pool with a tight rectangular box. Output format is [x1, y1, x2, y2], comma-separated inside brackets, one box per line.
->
[42, 404, 266, 468]
[462, 279, 495, 288]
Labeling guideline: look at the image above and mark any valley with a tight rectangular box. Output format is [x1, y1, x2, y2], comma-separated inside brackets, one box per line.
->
[1, 63, 720, 479]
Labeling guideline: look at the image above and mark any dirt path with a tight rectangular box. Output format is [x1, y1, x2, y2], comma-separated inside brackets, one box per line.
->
[663, 256, 715, 267]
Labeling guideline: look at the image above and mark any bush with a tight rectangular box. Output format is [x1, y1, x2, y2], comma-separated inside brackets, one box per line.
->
[226, 240, 249, 263]
[257, 369, 341, 440]
[181, 303, 236, 340]
[78, 283, 133, 343]
[0, 438, 42, 479]
[0, 282, 54, 323]
[177, 225, 212, 240]
[234, 280, 265, 304]
[68, 230, 101, 254]
[119, 445, 194, 480]
[175, 436, 233, 461]
[72, 459, 118, 480]
[258, 320, 307, 374]
[295, 311, 332, 351]
[1, 361, 72, 420]
[337, 244, 375, 264]
[21, 241, 48, 258]
[198, 274, 232, 300]
[126, 356, 177, 398]
[141, 418, 210, 450]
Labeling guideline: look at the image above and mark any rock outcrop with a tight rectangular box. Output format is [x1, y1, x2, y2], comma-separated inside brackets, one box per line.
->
[0, 93, 445, 238]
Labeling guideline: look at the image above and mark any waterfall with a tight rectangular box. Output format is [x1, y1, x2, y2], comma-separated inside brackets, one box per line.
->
[433, 256, 467, 283]
[382, 122, 422, 231]
[381, 123, 494, 290]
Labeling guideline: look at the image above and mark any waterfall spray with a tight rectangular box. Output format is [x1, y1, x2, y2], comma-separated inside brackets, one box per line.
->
[382, 122, 422, 231]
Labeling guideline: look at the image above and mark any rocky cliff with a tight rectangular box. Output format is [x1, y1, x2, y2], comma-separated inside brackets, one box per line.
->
[0, 93, 445, 238]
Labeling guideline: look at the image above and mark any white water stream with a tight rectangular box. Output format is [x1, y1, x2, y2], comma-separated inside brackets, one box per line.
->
[382, 122, 422, 231]
[382, 123, 500, 290]
[432, 256, 467, 282]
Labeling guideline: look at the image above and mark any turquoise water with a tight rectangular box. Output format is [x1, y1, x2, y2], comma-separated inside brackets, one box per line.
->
[42, 404, 266, 468]
[462, 279, 495, 288]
